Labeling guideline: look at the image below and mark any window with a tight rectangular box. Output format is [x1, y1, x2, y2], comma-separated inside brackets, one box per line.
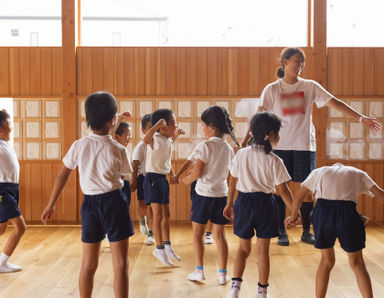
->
[0, 0, 61, 46]
[327, 0, 384, 46]
[81, 0, 308, 46]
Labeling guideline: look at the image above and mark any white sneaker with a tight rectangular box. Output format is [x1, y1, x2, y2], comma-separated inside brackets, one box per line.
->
[188, 270, 206, 282]
[227, 287, 240, 298]
[145, 233, 155, 245]
[218, 274, 230, 285]
[257, 286, 268, 298]
[205, 233, 214, 244]
[139, 217, 148, 235]
[0, 262, 22, 273]
[164, 244, 181, 261]
[152, 248, 173, 267]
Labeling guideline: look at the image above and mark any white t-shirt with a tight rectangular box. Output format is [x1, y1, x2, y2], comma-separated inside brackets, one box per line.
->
[123, 148, 133, 181]
[258, 77, 333, 151]
[302, 163, 377, 204]
[229, 145, 291, 194]
[132, 141, 147, 176]
[145, 132, 172, 175]
[63, 133, 131, 195]
[193, 137, 234, 197]
[0, 140, 20, 183]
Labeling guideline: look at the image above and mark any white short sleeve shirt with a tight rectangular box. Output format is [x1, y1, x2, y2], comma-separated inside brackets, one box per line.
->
[132, 141, 147, 175]
[0, 140, 20, 183]
[145, 132, 173, 175]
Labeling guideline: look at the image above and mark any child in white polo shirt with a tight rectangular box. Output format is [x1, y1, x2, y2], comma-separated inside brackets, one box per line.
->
[224, 112, 294, 298]
[41, 92, 133, 297]
[182, 106, 238, 285]
[143, 109, 183, 267]
[285, 163, 384, 298]
[0, 110, 26, 273]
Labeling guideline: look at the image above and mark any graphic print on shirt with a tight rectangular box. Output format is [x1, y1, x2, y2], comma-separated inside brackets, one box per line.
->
[280, 91, 305, 115]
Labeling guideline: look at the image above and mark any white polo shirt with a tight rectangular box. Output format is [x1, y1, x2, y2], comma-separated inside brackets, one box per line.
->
[258, 77, 333, 151]
[123, 148, 133, 181]
[145, 132, 172, 175]
[0, 140, 20, 183]
[302, 163, 377, 204]
[193, 136, 234, 198]
[132, 141, 147, 176]
[229, 145, 291, 194]
[63, 133, 131, 195]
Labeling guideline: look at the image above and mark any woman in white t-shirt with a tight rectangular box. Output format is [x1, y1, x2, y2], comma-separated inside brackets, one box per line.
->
[242, 47, 381, 246]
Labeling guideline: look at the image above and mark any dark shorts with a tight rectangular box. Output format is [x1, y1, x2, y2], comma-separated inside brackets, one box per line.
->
[143, 173, 170, 205]
[312, 199, 365, 252]
[81, 188, 134, 243]
[0, 183, 22, 223]
[273, 150, 316, 182]
[190, 181, 197, 200]
[191, 192, 230, 225]
[122, 180, 131, 207]
[233, 191, 279, 239]
[136, 174, 145, 201]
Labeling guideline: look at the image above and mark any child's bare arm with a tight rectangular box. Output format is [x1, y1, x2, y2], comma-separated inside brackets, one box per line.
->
[288, 186, 312, 224]
[130, 160, 140, 192]
[275, 182, 295, 211]
[172, 128, 185, 143]
[143, 119, 166, 146]
[41, 166, 72, 224]
[171, 159, 193, 184]
[182, 159, 205, 185]
[223, 175, 238, 220]
[370, 185, 384, 203]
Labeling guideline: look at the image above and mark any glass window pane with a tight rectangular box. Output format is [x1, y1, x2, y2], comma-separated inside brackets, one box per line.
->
[81, 0, 307, 46]
[328, 0, 384, 46]
[0, 0, 61, 46]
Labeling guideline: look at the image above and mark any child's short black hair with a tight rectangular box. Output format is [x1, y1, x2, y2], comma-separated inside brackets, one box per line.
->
[250, 111, 281, 154]
[0, 110, 10, 128]
[85, 91, 117, 131]
[150, 109, 173, 126]
[115, 122, 130, 136]
[141, 113, 152, 129]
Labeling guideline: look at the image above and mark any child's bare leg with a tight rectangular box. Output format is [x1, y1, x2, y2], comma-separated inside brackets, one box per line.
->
[347, 250, 373, 298]
[232, 238, 252, 278]
[150, 203, 163, 245]
[316, 248, 335, 298]
[110, 238, 129, 298]
[206, 221, 213, 233]
[79, 242, 101, 298]
[2, 216, 26, 256]
[256, 238, 271, 285]
[0, 222, 8, 235]
[137, 200, 147, 219]
[147, 206, 153, 230]
[212, 224, 228, 270]
[161, 204, 170, 242]
[192, 222, 205, 267]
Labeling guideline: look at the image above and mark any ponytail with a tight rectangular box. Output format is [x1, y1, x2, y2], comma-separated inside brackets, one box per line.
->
[221, 107, 241, 148]
[277, 66, 285, 78]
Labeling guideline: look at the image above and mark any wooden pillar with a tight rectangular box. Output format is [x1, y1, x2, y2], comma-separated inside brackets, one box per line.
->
[61, 0, 78, 223]
[312, 0, 327, 167]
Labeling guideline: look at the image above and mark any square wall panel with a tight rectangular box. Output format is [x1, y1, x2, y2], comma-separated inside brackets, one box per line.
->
[196, 122, 204, 138]
[329, 108, 343, 118]
[13, 142, 21, 159]
[26, 101, 40, 118]
[349, 122, 363, 139]
[46, 142, 61, 159]
[369, 126, 383, 139]
[178, 101, 192, 117]
[140, 101, 153, 117]
[350, 101, 364, 114]
[176, 143, 193, 159]
[329, 143, 344, 159]
[369, 101, 382, 118]
[13, 121, 21, 139]
[197, 101, 210, 117]
[25, 142, 41, 159]
[350, 143, 364, 160]
[328, 122, 345, 139]
[235, 122, 249, 139]
[216, 101, 229, 111]
[45, 121, 60, 139]
[13, 101, 19, 118]
[79, 100, 86, 118]
[369, 143, 383, 160]
[25, 122, 40, 138]
[177, 122, 191, 138]
[158, 101, 172, 110]
[120, 101, 134, 115]
[45, 101, 60, 118]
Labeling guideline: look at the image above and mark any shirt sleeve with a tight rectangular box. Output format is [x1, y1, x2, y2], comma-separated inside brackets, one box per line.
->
[312, 81, 333, 108]
[228, 150, 241, 178]
[258, 84, 274, 110]
[273, 156, 291, 186]
[132, 142, 143, 162]
[187, 149, 197, 162]
[301, 168, 321, 193]
[360, 171, 377, 197]
[62, 142, 78, 170]
[192, 141, 209, 164]
[120, 148, 132, 176]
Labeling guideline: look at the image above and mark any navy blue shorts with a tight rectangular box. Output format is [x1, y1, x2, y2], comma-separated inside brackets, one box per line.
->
[143, 173, 169, 205]
[190, 181, 197, 200]
[0, 183, 22, 223]
[273, 150, 316, 182]
[122, 180, 131, 207]
[136, 174, 145, 201]
[81, 188, 134, 243]
[234, 192, 279, 239]
[191, 192, 230, 225]
[312, 199, 365, 252]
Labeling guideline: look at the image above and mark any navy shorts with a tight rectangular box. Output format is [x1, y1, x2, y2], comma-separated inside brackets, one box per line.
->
[234, 192, 279, 239]
[143, 173, 169, 205]
[136, 174, 145, 200]
[274, 150, 316, 182]
[190, 181, 197, 200]
[312, 199, 365, 252]
[81, 188, 134, 243]
[122, 180, 131, 207]
[0, 183, 22, 223]
[191, 192, 230, 225]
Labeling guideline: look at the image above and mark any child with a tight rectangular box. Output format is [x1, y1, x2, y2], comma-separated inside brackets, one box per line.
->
[182, 106, 237, 284]
[0, 110, 26, 273]
[41, 92, 134, 297]
[224, 112, 294, 298]
[285, 163, 384, 298]
[131, 114, 154, 245]
[143, 109, 183, 266]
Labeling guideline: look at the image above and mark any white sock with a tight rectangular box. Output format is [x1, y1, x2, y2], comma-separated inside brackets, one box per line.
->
[0, 252, 9, 265]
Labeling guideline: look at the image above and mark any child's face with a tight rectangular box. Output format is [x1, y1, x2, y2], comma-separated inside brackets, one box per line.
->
[0, 119, 12, 141]
[161, 113, 177, 138]
[142, 121, 152, 134]
[284, 53, 305, 77]
[115, 127, 131, 147]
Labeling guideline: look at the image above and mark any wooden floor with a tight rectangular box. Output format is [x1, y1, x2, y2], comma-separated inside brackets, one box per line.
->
[1, 223, 384, 298]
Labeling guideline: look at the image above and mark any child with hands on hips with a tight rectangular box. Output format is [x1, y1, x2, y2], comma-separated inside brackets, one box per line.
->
[224, 111, 297, 298]
[285, 163, 384, 298]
